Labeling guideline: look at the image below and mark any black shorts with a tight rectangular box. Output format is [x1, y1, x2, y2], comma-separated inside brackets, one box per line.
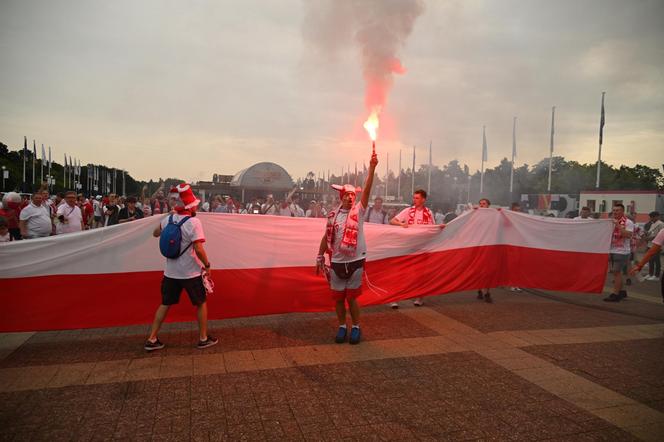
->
[161, 276, 207, 306]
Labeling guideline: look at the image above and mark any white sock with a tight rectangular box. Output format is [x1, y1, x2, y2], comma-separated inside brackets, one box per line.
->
[352, 324, 360, 329]
[338, 324, 347, 329]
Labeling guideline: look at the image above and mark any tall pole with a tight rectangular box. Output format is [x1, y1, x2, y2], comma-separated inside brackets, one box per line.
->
[411, 145, 415, 196]
[510, 117, 516, 197]
[427, 141, 432, 196]
[22, 136, 27, 191]
[32, 141, 36, 186]
[385, 152, 389, 199]
[480, 126, 487, 195]
[547, 106, 555, 193]
[48, 146, 52, 191]
[354, 162, 357, 187]
[398, 149, 402, 202]
[122, 170, 126, 196]
[596, 92, 606, 189]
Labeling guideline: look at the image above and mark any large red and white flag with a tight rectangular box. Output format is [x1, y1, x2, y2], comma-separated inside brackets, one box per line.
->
[0, 210, 612, 332]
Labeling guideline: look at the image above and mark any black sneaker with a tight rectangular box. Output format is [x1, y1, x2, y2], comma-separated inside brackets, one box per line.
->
[477, 290, 484, 300]
[603, 293, 621, 302]
[484, 293, 493, 303]
[197, 336, 219, 349]
[144, 339, 165, 352]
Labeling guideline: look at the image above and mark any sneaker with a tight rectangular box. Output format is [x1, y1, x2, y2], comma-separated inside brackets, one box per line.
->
[413, 298, 423, 307]
[335, 326, 347, 344]
[484, 293, 493, 303]
[349, 326, 361, 345]
[477, 290, 484, 300]
[144, 339, 165, 352]
[603, 293, 621, 302]
[390, 302, 399, 309]
[618, 290, 627, 300]
[197, 336, 219, 349]
[510, 287, 522, 292]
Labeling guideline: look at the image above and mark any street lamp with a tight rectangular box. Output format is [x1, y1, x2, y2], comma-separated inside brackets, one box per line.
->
[1, 166, 7, 191]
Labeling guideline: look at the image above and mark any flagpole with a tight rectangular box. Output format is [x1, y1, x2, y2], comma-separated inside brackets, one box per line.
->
[385, 152, 389, 200]
[547, 106, 555, 193]
[32, 141, 36, 187]
[510, 117, 516, 197]
[48, 146, 52, 191]
[480, 126, 486, 195]
[427, 141, 432, 196]
[354, 162, 357, 187]
[596, 92, 605, 189]
[411, 145, 415, 196]
[40, 144, 44, 184]
[398, 149, 402, 202]
[22, 136, 27, 192]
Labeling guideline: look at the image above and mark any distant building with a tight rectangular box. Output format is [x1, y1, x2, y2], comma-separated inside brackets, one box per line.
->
[192, 162, 295, 203]
[579, 190, 664, 222]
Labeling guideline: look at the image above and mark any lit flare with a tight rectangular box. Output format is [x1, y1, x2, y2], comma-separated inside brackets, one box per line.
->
[363, 108, 380, 142]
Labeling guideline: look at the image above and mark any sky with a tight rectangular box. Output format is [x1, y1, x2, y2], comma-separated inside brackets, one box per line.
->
[1, 0, 662, 183]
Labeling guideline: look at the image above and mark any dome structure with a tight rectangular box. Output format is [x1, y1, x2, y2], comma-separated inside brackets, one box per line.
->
[230, 162, 294, 191]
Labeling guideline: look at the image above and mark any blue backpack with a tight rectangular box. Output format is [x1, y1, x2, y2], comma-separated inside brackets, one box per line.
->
[159, 215, 192, 259]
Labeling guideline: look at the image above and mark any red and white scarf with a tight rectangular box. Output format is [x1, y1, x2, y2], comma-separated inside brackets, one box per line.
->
[611, 215, 627, 249]
[326, 204, 360, 256]
[407, 206, 434, 225]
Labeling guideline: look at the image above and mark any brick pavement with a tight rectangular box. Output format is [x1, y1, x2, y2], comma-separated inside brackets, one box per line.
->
[1, 288, 663, 440]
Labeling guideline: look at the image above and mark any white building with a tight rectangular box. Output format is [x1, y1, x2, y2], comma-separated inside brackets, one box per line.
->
[579, 190, 664, 222]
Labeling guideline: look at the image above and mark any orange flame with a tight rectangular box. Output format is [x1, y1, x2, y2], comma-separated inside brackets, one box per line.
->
[363, 108, 380, 141]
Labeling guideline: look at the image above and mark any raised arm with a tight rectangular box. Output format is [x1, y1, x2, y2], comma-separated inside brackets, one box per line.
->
[360, 152, 379, 209]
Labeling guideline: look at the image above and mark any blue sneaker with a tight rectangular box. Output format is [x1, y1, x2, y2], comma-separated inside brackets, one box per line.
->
[335, 326, 347, 344]
[349, 326, 361, 345]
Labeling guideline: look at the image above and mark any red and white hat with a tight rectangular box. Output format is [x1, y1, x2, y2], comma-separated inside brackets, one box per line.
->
[168, 183, 200, 210]
[331, 184, 361, 197]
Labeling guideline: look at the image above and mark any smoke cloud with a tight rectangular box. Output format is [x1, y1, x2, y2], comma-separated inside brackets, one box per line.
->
[303, 0, 425, 113]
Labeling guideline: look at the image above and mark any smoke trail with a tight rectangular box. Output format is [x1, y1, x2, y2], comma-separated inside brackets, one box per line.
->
[303, 0, 425, 114]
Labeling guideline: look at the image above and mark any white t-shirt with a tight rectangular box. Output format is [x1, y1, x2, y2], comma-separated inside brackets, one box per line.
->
[291, 204, 305, 217]
[609, 218, 634, 255]
[395, 207, 435, 225]
[652, 228, 664, 248]
[330, 205, 367, 263]
[365, 207, 388, 224]
[19, 203, 52, 238]
[277, 205, 294, 217]
[160, 214, 206, 279]
[261, 203, 277, 215]
[56, 204, 83, 234]
[646, 220, 664, 247]
[434, 212, 444, 225]
[93, 200, 102, 217]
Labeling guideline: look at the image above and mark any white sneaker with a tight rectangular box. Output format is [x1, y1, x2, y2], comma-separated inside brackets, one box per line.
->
[509, 287, 522, 292]
[413, 298, 423, 306]
[390, 302, 399, 309]
[652, 276, 661, 281]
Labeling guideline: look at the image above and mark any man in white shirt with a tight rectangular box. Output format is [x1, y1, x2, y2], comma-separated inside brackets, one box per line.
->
[644, 211, 663, 281]
[55, 191, 84, 235]
[631, 228, 664, 302]
[574, 207, 592, 220]
[316, 151, 378, 345]
[261, 195, 277, 215]
[93, 196, 103, 227]
[365, 196, 388, 224]
[389, 189, 439, 307]
[604, 203, 634, 302]
[19, 193, 53, 239]
[145, 183, 218, 351]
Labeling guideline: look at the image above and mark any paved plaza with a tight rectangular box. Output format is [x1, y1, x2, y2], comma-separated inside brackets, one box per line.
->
[1, 277, 663, 441]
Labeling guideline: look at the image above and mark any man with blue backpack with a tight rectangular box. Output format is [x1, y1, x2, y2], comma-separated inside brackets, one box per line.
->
[144, 183, 218, 351]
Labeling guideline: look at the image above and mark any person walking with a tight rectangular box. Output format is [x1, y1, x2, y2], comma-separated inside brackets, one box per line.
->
[144, 183, 218, 351]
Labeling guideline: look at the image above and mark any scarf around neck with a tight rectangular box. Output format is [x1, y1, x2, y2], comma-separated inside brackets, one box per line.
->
[611, 215, 627, 248]
[326, 204, 360, 256]
[408, 206, 434, 225]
